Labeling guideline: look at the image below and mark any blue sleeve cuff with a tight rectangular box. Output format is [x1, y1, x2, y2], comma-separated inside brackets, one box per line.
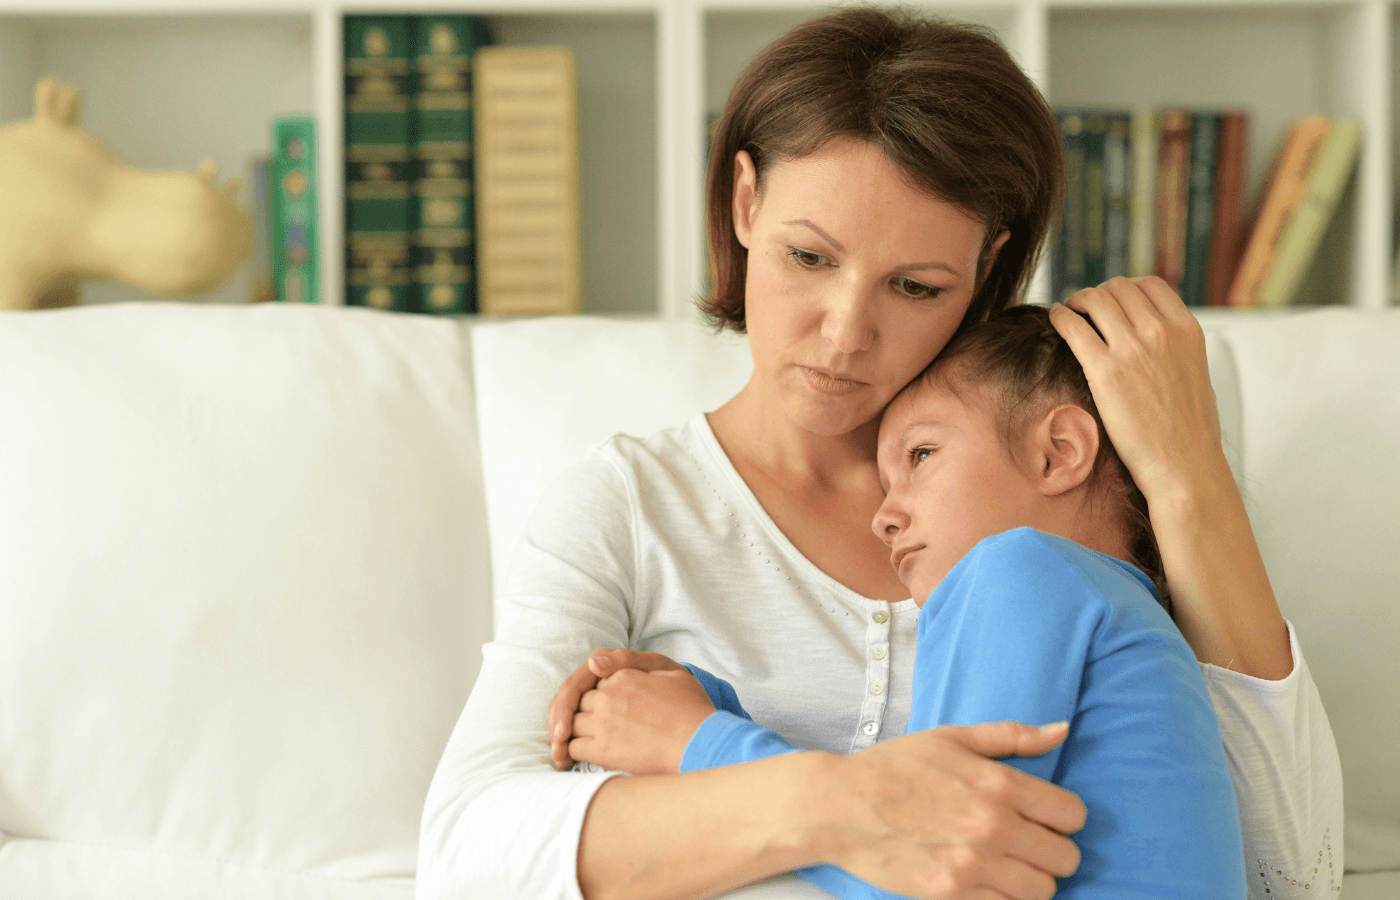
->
[680, 710, 803, 773]
[681, 662, 752, 719]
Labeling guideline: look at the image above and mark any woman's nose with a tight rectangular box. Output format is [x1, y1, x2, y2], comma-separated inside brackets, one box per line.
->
[821, 288, 876, 355]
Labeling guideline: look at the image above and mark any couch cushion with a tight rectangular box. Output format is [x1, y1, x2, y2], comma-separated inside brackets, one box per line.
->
[0, 303, 491, 896]
[472, 315, 752, 597]
[1207, 307, 1400, 873]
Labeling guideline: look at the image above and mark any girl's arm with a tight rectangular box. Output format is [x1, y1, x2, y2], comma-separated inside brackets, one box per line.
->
[1049, 277, 1292, 679]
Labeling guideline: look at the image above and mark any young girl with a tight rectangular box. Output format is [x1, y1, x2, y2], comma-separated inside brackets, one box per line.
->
[563, 305, 1248, 898]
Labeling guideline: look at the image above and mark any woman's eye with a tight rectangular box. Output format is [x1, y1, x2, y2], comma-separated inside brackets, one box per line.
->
[909, 446, 934, 464]
[788, 248, 830, 268]
[895, 277, 941, 300]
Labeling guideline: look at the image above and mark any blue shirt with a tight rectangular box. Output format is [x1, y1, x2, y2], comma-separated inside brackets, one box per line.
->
[681, 527, 1246, 899]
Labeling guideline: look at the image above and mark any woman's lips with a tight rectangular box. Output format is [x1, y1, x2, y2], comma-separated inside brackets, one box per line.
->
[800, 365, 865, 395]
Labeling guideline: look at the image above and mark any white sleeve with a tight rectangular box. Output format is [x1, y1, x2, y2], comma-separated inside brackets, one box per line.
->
[417, 451, 636, 900]
[1201, 620, 1345, 899]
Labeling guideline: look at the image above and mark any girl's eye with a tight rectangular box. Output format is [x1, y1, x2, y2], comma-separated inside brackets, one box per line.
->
[909, 446, 934, 464]
[895, 277, 941, 300]
[788, 247, 830, 268]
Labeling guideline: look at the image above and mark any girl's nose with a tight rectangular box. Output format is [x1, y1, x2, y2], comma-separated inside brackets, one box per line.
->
[871, 493, 906, 545]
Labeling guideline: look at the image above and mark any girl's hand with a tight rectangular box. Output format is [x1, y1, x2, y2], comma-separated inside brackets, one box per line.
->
[570, 667, 716, 775]
[547, 648, 687, 769]
[820, 721, 1085, 900]
[1049, 276, 1228, 501]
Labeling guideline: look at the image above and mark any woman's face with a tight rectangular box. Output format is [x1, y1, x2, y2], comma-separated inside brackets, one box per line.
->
[733, 137, 1007, 438]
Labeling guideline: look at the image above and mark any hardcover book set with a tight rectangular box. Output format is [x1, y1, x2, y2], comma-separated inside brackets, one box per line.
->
[1052, 107, 1361, 309]
[250, 14, 581, 316]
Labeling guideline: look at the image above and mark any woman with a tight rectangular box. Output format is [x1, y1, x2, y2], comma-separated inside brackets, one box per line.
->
[418, 10, 1342, 900]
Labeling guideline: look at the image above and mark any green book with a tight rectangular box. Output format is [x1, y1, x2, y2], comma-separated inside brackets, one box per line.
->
[1181, 112, 1220, 307]
[1081, 112, 1107, 288]
[1103, 113, 1131, 281]
[413, 15, 490, 315]
[1053, 109, 1087, 303]
[344, 15, 416, 312]
[269, 115, 320, 305]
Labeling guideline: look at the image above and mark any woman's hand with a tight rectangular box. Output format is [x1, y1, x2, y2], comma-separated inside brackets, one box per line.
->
[547, 648, 687, 769]
[1049, 276, 1224, 500]
[1050, 277, 1293, 679]
[570, 667, 716, 775]
[818, 721, 1085, 900]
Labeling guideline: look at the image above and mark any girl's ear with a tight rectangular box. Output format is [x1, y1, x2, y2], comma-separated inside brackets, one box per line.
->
[731, 150, 759, 250]
[1027, 403, 1100, 497]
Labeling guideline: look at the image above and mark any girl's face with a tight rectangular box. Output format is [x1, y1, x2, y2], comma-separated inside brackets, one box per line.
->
[872, 379, 1050, 602]
[733, 137, 1007, 438]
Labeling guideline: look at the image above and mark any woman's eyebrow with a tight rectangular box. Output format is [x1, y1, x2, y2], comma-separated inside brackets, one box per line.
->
[785, 219, 845, 252]
[783, 219, 960, 275]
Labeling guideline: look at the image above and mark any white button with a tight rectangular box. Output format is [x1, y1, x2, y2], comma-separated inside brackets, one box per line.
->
[870, 645, 887, 661]
[872, 610, 889, 624]
[869, 681, 885, 696]
[861, 720, 879, 736]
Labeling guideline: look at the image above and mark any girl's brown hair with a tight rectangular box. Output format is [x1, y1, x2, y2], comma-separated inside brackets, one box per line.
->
[918, 305, 1169, 610]
[701, 7, 1064, 332]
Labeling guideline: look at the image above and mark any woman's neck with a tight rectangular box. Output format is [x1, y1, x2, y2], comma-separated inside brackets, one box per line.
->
[707, 378, 881, 492]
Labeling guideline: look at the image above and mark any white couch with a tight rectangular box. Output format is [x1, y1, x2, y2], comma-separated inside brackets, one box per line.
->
[0, 301, 1395, 899]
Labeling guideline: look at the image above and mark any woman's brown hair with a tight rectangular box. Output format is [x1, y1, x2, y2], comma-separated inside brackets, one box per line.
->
[702, 7, 1064, 332]
[917, 305, 1169, 610]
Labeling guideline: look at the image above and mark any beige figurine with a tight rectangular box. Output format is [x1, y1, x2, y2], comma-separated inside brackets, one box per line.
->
[0, 78, 251, 310]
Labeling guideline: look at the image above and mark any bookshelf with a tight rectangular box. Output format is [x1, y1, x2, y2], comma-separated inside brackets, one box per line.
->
[0, 0, 1392, 316]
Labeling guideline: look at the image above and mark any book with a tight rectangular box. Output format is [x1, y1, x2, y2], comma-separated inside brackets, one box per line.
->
[1053, 109, 1087, 302]
[344, 15, 416, 312]
[413, 15, 490, 315]
[1153, 109, 1192, 294]
[269, 115, 320, 304]
[474, 46, 581, 316]
[1180, 112, 1219, 306]
[1205, 111, 1249, 307]
[1126, 108, 1158, 278]
[247, 154, 275, 303]
[1227, 115, 1331, 307]
[1255, 118, 1361, 307]
[1081, 112, 1107, 287]
[1102, 113, 1131, 281]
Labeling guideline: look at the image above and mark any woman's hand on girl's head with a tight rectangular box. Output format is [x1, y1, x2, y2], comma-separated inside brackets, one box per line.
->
[817, 721, 1084, 900]
[547, 648, 687, 770]
[569, 667, 716, 776]
[1049, 276, 1228, 502]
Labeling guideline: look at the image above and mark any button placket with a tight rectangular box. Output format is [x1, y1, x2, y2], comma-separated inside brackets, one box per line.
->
[851, 600, 893, 753]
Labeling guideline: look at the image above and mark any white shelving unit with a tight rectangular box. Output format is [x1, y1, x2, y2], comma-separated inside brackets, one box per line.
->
[0, 0, 1392, 316]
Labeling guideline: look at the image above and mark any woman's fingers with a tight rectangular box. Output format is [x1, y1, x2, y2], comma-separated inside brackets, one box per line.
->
[587, 647, 686, 678]
[546, 655, 606, 769]
[825, 724, 1086, 899]
[942, 721, 1085, 840]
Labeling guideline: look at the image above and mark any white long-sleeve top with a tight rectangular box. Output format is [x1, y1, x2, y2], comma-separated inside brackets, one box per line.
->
[417, 414, 1345, 900]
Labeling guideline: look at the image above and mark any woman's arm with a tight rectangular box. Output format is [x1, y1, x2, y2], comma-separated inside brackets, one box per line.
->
[564, 658, 1085, 900]
[1049, 277, 1292, 679]
[421, 450, 1086, 900]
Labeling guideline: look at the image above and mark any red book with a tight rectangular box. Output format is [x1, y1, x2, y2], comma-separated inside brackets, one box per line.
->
[1153, 110, 1192, 293]
[1205, 111, 1250, 307]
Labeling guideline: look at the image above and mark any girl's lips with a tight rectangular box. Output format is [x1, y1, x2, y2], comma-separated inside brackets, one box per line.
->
[800, 365, 865, 395]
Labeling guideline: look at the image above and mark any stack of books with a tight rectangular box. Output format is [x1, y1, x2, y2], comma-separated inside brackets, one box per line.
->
[247, 16, 582, 317]
[1052, 107, 1361, 308]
